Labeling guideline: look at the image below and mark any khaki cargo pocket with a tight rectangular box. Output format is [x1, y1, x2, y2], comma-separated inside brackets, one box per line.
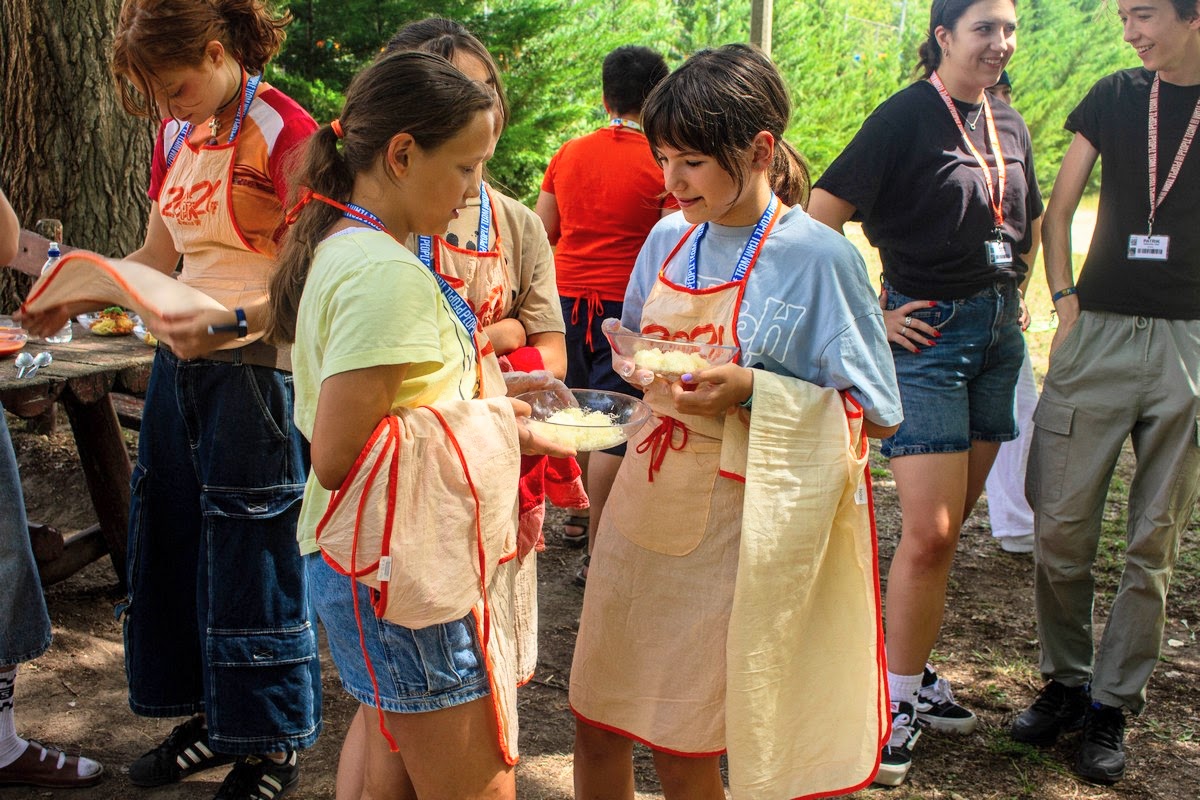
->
[1026, 397, 1074, 508]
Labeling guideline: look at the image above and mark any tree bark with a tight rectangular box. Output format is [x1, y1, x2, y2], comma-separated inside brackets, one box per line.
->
[0, 0, 155, 313]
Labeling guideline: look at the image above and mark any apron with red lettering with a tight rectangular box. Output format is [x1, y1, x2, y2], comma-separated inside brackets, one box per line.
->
[158, 74, 273, 335]
[569, 208, 772, 754]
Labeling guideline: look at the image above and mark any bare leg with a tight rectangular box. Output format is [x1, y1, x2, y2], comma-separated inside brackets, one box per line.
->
[885, 443, 1001, 675]
[585, 452, 623, 556]
[574, 719, 634, 800]
[337, 707, 403, 800]
[362, 697, 513, 800]
[652, 751, 724, 800]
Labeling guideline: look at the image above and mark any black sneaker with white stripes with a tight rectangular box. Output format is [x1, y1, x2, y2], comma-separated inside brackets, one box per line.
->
[215, 750, 299, 800]
[916, 664, 978, 734]
[128, 716, 234, 787]
[874, 701, 923, 787]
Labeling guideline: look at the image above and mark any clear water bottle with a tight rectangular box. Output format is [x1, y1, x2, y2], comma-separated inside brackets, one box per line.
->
[41, 242, 73, 343]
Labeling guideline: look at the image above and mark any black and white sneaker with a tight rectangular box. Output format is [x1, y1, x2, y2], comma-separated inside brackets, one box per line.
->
[874, 702, 922, 787]
[128, 716, 234, 787]
[215, 750, 299, 800]
[916, 665, 978, 734]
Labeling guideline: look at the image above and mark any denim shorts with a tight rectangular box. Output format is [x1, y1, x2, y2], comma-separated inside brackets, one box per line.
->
[562, 295, 639, 455]
[881, 279, 1024, 458]
[306, 554, 491, 714]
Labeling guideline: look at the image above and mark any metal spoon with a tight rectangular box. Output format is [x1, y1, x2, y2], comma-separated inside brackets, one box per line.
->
[14, 351, 34, 378]
[23, 351, 53, 379]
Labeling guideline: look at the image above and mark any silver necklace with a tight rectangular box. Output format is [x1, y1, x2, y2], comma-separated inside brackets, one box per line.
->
[965, 104, 985, 131]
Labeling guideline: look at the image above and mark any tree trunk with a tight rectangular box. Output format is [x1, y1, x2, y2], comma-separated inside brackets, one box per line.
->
[0, 0, 155, 313]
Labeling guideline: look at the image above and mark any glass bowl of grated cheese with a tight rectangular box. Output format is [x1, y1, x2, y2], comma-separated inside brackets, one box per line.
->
[605, 328, 740, 382]
[518, 388, 652, 452]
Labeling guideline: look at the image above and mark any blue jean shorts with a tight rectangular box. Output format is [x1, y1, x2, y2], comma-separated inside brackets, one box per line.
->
[881, 279, 1024, 458]
[306, 554, 491, 713]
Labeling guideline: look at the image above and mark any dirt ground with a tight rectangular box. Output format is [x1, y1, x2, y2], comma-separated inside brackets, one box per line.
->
[3, 415, 1198, 800]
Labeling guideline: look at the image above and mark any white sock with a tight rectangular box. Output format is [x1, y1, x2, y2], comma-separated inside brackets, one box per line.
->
[887, 670, 924, 714]
[0, 667, 30, 769]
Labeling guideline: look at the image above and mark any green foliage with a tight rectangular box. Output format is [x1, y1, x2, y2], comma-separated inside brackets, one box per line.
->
[271, 0, 1139, 203]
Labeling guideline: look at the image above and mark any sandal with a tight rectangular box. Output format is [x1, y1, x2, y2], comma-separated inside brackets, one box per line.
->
[574, 553, 590, 588]
[0, 739, 104, 788]
[561, 515, 589, 548]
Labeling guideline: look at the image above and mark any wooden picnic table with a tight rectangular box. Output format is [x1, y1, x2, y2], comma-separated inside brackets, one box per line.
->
[4, 228, 154, 589]
[0, 323, 154, 589]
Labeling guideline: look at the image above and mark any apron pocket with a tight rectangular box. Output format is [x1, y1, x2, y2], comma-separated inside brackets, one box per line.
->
[608, 419, 721, 556]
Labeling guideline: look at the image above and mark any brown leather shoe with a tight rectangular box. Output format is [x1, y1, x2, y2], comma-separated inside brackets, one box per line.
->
[0, 740, 104, 788]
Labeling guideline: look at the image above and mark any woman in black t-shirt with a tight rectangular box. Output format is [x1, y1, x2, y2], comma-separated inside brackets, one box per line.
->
[809, 0, 1042, 787]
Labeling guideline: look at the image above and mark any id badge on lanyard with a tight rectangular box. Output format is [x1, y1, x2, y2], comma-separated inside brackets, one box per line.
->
[1128, 234, 1169, 261]
[986, 238, 1014, 268]
[930, 73, 1014, 271]
[1134, 74, 1200, 262]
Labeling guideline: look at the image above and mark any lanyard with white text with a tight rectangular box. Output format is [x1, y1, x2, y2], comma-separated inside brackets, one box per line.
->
[415, 181, 491, 262]
[1146, 73, 1200, 235]
[684, 194, 779, 289]
[345, 202, 478, 338]
[930, 72, 1006, 238]
[610, 118, 643, 132]
[166, 73, 261, 166]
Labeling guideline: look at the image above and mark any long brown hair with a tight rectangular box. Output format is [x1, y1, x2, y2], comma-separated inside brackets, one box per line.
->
[642, 43, 810, 208]
[385, 17, 510, 131]
[112, 0, 289, 117]
[266, 51, 494, 344]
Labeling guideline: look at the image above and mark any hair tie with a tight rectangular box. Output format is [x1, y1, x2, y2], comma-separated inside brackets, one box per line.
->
[330, 119, 344, 139]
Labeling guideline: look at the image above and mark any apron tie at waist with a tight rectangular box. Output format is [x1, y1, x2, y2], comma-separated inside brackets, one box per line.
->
[636, 416, 689, 482]
[570, 290, 605, 351]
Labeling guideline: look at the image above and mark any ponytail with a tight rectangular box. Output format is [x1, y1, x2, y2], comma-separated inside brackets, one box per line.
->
[772, 139, 811, 209]
[265, 125, 349, 344]
[216, 0, 289, 73]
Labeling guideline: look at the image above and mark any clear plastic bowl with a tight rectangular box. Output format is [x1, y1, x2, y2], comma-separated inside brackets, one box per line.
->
[518, 388, 652, 452]
[0, 318, 28, 357]
[605, 328, 740, 381]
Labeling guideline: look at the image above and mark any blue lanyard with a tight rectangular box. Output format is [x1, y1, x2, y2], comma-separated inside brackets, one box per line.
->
[415, 182, 491, 266]
[684, 194, 778, 289]
[166, 74, 262, 167]
[344, 203, 479, 338]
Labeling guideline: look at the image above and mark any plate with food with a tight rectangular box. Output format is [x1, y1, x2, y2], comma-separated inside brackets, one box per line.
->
[77, 307, 138, 336]
[518, 388, 652, 452]
[605, 328, 740, 382]
[132, 320, 159, 347]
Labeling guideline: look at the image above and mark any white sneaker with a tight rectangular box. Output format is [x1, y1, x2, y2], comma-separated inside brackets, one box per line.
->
[999, 534, 1034, 554]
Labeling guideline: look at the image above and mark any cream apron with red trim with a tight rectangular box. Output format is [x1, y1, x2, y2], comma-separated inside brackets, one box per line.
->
[158, 75, 271, 343]
[569, 216, 763, 754]
[725, 372, 887, 799]
[307, 199, 525, 763]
